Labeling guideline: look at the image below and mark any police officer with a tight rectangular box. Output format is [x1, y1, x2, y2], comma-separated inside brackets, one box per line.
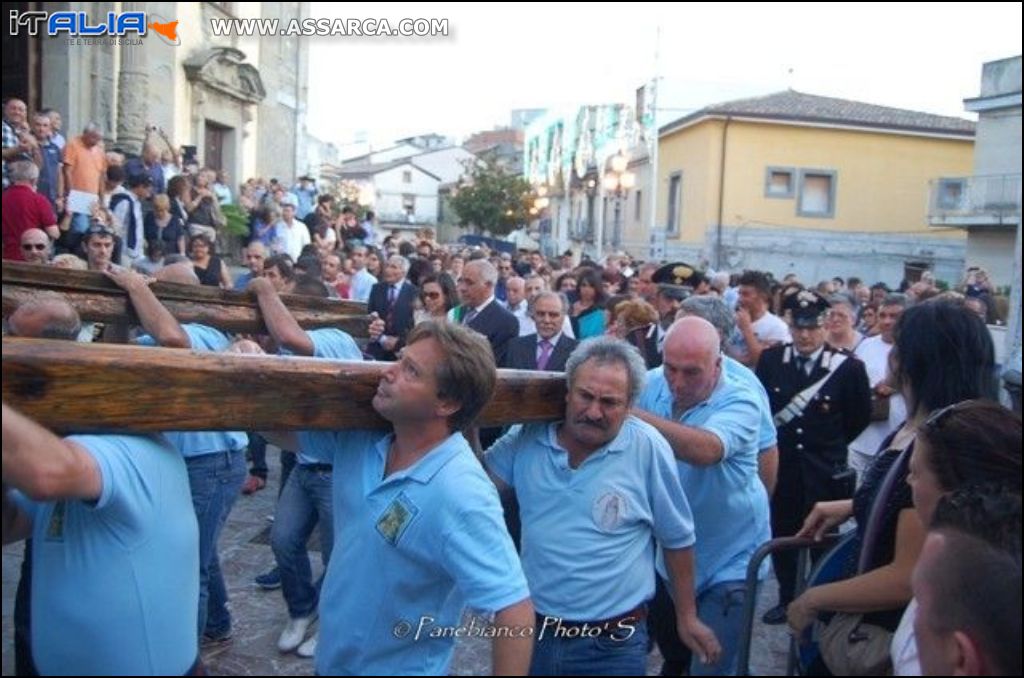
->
[755, 289, 871, 624]
[650, 262, 708, 352]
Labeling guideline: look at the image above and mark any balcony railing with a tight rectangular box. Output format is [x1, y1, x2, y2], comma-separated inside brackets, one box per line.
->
[928, 173, 1021, 227]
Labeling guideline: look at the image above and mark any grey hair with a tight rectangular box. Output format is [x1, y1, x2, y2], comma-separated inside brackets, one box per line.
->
[467, 259, 498, 286]
[529, 290, 569, 317]
[8, 293, 82, 341]
[678, 295, 736, 347]
[9, 160, 39, 183]
[882, 293, 908, 308]
[83, 121, 103, 135]
[827, 294, 856, 312]
[387, 254, 410, 276]
[564, 336, 648, 405]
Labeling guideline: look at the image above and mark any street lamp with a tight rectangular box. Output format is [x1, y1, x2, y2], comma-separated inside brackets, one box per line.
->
[603, 153, 635, 250]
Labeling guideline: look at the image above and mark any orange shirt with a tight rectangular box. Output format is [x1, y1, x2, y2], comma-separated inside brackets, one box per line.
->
[63, 136, 107, 194]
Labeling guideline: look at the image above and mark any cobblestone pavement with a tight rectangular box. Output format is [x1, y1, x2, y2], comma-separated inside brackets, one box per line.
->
[3, 449, 790, 675]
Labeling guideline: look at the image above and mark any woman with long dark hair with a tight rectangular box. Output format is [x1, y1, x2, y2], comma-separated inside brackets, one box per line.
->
[570, 267, 607, 339]
[788, 300, 997, 672]
[892, 400, 1021, 673]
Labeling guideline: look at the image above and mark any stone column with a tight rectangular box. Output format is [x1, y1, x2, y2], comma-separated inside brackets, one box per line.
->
[116, 2, 149, 155]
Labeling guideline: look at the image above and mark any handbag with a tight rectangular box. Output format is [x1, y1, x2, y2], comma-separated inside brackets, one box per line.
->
[818, 611, 893, 675]
[870, 394, 891, 421]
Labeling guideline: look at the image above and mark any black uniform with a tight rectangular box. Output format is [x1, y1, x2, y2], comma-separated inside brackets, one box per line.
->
[756, 342, 871, 604]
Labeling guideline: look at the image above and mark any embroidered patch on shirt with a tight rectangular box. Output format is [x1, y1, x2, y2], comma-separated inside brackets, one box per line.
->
[376, 492, 419, 545]
[45, 501, 67, 541]
[592, 490, 629, 533]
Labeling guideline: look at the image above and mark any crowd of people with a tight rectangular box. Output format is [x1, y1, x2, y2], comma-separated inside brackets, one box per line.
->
[3, 97, 1021, 677]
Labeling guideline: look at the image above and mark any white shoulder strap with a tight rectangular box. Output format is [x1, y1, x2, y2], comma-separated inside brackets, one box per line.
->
[773, 350, 848, 427]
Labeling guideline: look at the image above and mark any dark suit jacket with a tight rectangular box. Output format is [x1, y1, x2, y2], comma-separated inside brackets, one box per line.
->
[366, 280, 417, 360]
[503, 333, 578, 372]
[456, 300, 519, 366]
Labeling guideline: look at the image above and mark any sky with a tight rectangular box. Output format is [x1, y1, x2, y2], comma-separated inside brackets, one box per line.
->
[306, 2, 1022, 154]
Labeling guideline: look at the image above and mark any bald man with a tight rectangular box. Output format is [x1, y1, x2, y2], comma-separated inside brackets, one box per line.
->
[634, 317, 770, 676]
[18, 228, 51, 265]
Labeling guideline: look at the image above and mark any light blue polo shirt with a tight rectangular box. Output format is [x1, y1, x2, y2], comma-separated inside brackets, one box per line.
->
[138, 324, 247, 458]
[18, 434, 199, 675]
[285, 328, 364, 464]
[136, 322, 232, 353]
[280, 327, 364, 362]
[298, 429, 530, 675]
[638, 368, 771, 593]
[723, 356, 777, 451]
[486, 416, 695, 620]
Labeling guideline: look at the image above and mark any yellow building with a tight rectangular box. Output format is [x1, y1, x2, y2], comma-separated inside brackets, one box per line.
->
[654, 90, 975, 285]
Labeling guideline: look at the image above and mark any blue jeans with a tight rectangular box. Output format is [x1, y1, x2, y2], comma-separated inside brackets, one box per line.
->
[186, 450, 246, 638]
[271, 465, 334, 618]
[529, 614, 648, 676]
[70, 211, 92, 233]
[689, 580, 747, 676]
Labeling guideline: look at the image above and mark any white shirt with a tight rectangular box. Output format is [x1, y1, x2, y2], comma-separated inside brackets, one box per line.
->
[276, 219, 310, 261]
[109, 187, 144, 260]
[891, 598, 921, 676]
[752, 311, 791, 345]
[849, 335, 906, 456]
[518, 314, 575, 340]
[506, 299, 530, 335]
[350, 268, 377, 303]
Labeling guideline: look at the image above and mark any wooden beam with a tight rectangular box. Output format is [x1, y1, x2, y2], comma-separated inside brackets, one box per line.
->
[1, 338, 566, 432]
[2, 261, 370, 337]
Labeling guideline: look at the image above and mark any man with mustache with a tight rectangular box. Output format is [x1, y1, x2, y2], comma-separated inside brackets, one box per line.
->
[485, 336, 720, 675]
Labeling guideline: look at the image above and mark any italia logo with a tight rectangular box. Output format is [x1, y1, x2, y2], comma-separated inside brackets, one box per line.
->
[9, 10, 181, 46]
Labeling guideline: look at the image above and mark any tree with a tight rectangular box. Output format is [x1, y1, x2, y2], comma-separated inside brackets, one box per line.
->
[449, 161, 535, 237]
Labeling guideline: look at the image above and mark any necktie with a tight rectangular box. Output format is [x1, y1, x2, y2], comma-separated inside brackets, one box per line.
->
[537, 339, 553, 371]
[795, 355, 810, 376]
[388, 285, 398, 307]
[463, 308, 478, 325]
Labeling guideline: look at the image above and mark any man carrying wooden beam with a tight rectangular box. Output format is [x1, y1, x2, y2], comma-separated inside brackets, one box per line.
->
[106, 261, 248, 646]
[245, 274, 364, 657]
[483, 336, 720, 675]
[265, 320, 535, 675]
[3, 298, 201, 675]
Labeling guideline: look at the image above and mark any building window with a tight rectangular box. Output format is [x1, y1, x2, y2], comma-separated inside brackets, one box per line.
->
[403, 194, 416, 212]
[402, 170, 413, 184]
[666, 172, 682, 235]
[937, 178, 966, 210]
[634, 189, 643, 223]
[797, 170, 837, 218]
[765, 167, 795, 198]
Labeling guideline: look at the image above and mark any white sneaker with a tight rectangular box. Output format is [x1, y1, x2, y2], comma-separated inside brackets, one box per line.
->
[296, 633, 318, 658]
[278, 612, 317, 653]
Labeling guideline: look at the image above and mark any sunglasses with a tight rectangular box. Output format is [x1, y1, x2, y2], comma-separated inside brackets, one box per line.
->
[922, 400, 974, 432]
[421, 291, 442, 300]
[21, 243, 48, 251]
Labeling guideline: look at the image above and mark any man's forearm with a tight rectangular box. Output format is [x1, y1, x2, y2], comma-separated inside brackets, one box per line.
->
[253, 287, 314, 355]
[2, 404, 101, 501]
[631, 410, 723, 466]
[127, 287, 190, 348]
[663, 547, 699, 620]
[491, 597, 534, 676]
